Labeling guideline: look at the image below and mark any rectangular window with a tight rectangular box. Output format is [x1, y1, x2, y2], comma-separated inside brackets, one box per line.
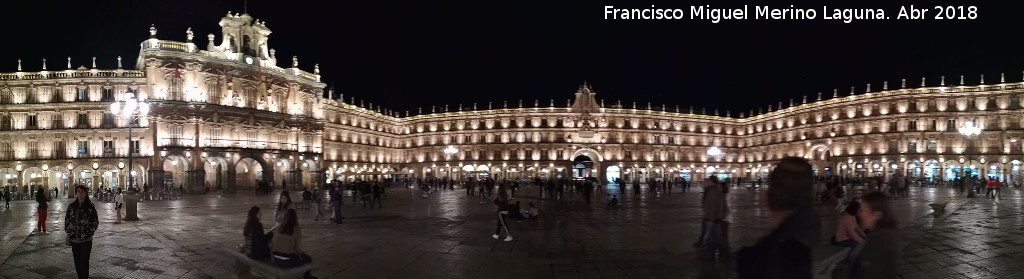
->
[76, 113, 89, 128]
[541, 149, 548, 160]
[493, 150, 501, 160]
[246, 130, 258, 146]
[556, 149, 564, 160]
[77, 140, 88, 155]
[907, 140, 917, 153]
[101, 113, 115, 128]
[52, 141, 65, 159]
[926, 140, 937, 153]
[26, 142, 38, 159]
[653, 135, 661, 144]
[947, 119, 956, 130]
[51, 114, 63, 129]
[907, 120, 917, 131]
[76, 89, 87, 101]
[131, 140, 140, 155]
[102, 140, 114, 156]
[101, 88, 114, 102]
[51, 88, 63, 102]
[210, 127, 223, 146]
[889, 121, 897, 131]
[668, 136, 675, 144]
[478, 150, 486, 160]
[525, 132, 533, 142]
[1012, 139, 1023, 153]
[525, 149, 533, 159]
[888, 140, 898, 153]
[26, 115, 37, 129]
[624, 150, 632, 160]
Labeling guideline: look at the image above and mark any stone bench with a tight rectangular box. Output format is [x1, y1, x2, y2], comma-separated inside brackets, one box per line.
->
[223, 247, 311, 279]
[929, 201, 949, 214]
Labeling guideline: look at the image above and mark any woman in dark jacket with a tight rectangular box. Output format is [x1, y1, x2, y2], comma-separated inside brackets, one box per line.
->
[35, 188, 49, 233]
[242, 206, 271, 260]
[66, 185, 99, 279]
[492, 186, 513, 241]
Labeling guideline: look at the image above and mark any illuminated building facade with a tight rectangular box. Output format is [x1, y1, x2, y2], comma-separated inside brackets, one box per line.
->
[3, 13, 1024, 198]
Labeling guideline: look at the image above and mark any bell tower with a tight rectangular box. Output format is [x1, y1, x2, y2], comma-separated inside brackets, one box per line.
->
[207, 12, 276, 66]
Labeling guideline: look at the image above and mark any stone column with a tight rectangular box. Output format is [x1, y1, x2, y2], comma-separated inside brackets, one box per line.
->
[67, 170, 75, 198]
[92, 173, 100, 193]
[147, 170, 164, 192]
[224, 169, 237, 194]
[186, 169, 206, 194]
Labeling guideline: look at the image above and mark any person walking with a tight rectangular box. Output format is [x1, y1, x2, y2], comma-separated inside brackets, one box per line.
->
[492, 186, 513, 241]
[66, 185, 99, 279]
[114, 189, 125, 224]
[736, 157, 821, 279]
[4, 188, 9, 208]
[35, 188, 50, 233]
[835, 191, 901, 279]
[371, 182, 383, 209]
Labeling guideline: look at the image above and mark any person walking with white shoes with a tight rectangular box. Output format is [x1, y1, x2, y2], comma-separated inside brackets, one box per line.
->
[114, 189, 124, 224]
[492, 186, 513, 242]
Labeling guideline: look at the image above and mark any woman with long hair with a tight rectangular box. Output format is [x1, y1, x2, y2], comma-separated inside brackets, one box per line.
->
[832, 201, 866, 248]
[273, 191, 294, 231]
[840, 191, 900, 279]
[241, 206, 271, 260]
[35, 188, 49, 233]
[66, 185, 99, 279]
[272, 209, 316, 279]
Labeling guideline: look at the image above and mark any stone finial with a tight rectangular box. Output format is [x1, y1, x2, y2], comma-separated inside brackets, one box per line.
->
[901, 78, 906, 88]
[519, 99, 523, 108]
[714, 109, 719, 115]
[488, 102, 492, 109]
[431, 105, 435, 113]
[940, 75, 945, 86]
[534, 99, 538, 107]
[689, 106, 694, 114]
[406, 110, 410, 116]
[91, 57, 96, 69]
[883, 81, 888, 90]
[67, 57, 71, 69]
[550, 99, 554, 107]
[960, 75, 964, 85]
[817, 92, 822, 101]
[1001, 73, 1006, 83]
[292, 56, 298, 68]
[866, 83, 871, 92]
[459, 103, 463, 111]
[445, 104, 449, 112]
[850, 86, 855, 95]
[758, 108, 763, 114]
[269, 48, 276, 59]
[802, 95, 807, 104]
[473, 103, 477, 110]
[632, 101, 636, 109]
[186, 27, 194, 42]
[504, 100, 508, 108]
[726, 110, 730, 117]
[149, 24, 157, 38]
[740, 112, 745, 118]
[921, 77, 926, 87]
[208, 33, 215, 43]
[646, 102, 651, 109]
[17, 59, 21, 71]
[661, 104, 665, 111]
[567, 99, 571, 106]
[980, 74, 985, 84]
[676, 105, 680, 112]
[778, 102, 783, 109]
[418, 107, 422, 114]
[314, 63, 320, 75]
[600, 99, 605, 107]
[117, 56, 122, 69]
[832, 89, 837, 98]
[42, 58, 46, 70]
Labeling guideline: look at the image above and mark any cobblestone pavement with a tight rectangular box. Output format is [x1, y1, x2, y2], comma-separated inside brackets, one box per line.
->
[0, 184, 1021, 278]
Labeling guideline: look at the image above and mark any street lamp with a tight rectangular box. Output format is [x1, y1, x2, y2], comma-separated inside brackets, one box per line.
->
[110, 91, 150, 192]
[958, 119, 981, 197]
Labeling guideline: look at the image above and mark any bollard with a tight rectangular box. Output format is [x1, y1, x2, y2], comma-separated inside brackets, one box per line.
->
[124, 193, 140, 221]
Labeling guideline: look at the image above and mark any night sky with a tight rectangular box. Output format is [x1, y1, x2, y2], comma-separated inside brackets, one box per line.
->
[1, 1, 1022, 117]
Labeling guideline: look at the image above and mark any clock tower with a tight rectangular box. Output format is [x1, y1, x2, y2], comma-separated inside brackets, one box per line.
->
[206, 12, 276, 67]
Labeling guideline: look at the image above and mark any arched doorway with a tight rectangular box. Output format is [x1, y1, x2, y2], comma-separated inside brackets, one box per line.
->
[236, 158, 265, 192]
[163, 155, 189, 191]
[205, 157, 229, 191]
[572, 155, 593, 180]
[605, 165, 620, 183]
[806, 144, 832, 176]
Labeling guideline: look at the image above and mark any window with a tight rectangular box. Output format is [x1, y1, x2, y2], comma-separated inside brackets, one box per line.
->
[1012, 139, 1023, 153]
[556, 149, 564, 160]
[493, 150, 501, 160]
[77, 140, 88, 155]
[0, 115, 9, 131]
[24, 88, 37, 103]
[511, 149, 519, 159]
[926, 140, 937, 153]
[464, 151, 471, 159]
[210, 127, 223, 146]
[888, 140, 898, 153]
[101, 113, 115, 128]
[525, 132, 533, 142]
[653, 135, 661, 144]
[624, 150, 632, 160]
[26, 115, 37, 129]
[169, 125, 184, 146]
[76, 88, 87, 101]
[101, 88, 114, 102]
[541, 149, 549, 160]
[907, 140, 917, 153]
[52, 141, 65, 159]
[668, 136, 675, 145]
[947, 119, 957, 130]
[246, 130, 258, 146]
[102, 140, 114, 156]
[478, 150, 486, 160]
[169, 78, 183, 101]
[51, 88, 63, 102]
[131, 140, 140, 155]
[525, 149, 533, 159]
[907, 120, 917, 131]
[26, 142, 38, 159]
[76, 113, 89, 128]
[50, 114, 63, 129]
[1012, 97, 1020, 110]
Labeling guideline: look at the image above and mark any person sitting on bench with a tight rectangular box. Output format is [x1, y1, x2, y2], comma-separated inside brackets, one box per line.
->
[241, 206, 271, 260]
[272, 209, 316, 279]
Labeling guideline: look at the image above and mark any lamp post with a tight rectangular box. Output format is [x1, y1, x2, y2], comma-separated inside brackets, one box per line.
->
[958, 120, 981, 197]
[111, 91, 148, 221]
[110, 91, 149, 192]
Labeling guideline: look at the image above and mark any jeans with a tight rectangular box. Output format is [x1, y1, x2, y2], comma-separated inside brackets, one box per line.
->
[703, 220, 723, 257]
[273, 252, 313, 279]
[332, 201, 342, 223]
[312, 202, 320, 220]
[696, 219, 708, 245]
[71, 241, 93, 279]
[494, 212, 511, 237]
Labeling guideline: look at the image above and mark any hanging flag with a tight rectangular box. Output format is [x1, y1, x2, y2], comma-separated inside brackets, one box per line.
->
[315, 89, 320, 104]
[173, 63, 182, 79]
[285, 83, 290, 99]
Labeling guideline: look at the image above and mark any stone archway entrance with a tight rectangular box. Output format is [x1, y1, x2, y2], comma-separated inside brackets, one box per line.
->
[806, 144, 833, 176]
[572, 155, 594, 180]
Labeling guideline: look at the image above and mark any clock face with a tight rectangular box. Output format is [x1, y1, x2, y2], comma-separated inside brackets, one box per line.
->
[245, 56, 253, 64]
